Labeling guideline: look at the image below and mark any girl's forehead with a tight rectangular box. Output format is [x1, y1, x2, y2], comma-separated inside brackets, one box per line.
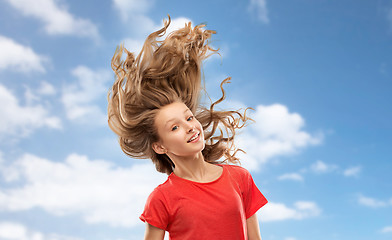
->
[161, 102, 189, 113]
[156, 102, 190, 121]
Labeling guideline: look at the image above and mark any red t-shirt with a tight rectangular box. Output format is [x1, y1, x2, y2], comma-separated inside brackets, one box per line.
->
[140, 164, 268, 240]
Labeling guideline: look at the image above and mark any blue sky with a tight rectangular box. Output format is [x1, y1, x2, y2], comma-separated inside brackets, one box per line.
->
[0, 0, 391, 239]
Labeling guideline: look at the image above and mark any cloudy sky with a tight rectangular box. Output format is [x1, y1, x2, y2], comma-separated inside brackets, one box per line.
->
[0, 0, 391, 239]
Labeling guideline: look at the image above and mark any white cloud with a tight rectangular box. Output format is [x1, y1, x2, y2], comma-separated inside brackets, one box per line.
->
[259, 201, 321, 222]
[310, 160, 337, 174]
[112, 0, 158, 39]
[278, 173, 304, 182]
[343, 166, 361, 177]
[132, 14, 161, 37]
[112, 0, 153, 21]
[248, 0, 269, 24]
[0, 221, 83, 240]
[112, 0, 192, 40]
[0, 222, 27, 240]
[122, 38, 145, 56]
[358, 195, 391, 208]
[381, 225, 392, 233]
[0, 84, 62, 140]
[302, 160, 361, 177]
[0, 153, 166, 227]
[37, 81, 56, 96]
[0, 36, 47, 73]
[23, 86, 40, 105]
[276, 161, 360, 182]
[5, 0, 98, 39]
[237, 104, 323, 171]
[61, 66, 111, 125]
[23, 82, 56, 105]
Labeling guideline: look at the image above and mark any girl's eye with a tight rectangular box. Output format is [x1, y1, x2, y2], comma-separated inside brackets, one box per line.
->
[171, 126, 178, 131]
[187, 116, 193, 121]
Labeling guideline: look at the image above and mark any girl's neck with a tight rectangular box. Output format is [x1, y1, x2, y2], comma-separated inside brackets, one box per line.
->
[169, 152, 216, 182]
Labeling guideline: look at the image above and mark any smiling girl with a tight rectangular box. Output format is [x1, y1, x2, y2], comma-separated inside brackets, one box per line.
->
[108, 16, 267, 240]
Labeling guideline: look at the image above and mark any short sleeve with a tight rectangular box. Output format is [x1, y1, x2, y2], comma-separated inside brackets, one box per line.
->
[242, 169, 268, 219]
[139, 187, 170, 230]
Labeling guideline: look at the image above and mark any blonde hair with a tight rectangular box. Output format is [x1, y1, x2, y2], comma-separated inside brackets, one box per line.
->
[108, 16, 251, 174]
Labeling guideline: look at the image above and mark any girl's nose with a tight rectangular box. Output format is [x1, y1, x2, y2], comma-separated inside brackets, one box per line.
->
[188, 125, 195, 133]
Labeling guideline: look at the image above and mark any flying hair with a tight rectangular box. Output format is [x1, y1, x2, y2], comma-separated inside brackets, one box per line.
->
[108, 16, 252, 174]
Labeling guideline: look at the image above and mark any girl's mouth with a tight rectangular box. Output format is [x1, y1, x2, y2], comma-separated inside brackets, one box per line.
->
[187, 132, 200, 143]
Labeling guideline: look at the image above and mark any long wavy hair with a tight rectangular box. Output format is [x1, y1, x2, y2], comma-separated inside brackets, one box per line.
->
[108, 16, 252, 174]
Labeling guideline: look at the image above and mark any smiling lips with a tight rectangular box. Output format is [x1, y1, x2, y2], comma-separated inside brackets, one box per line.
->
[187, 132, 200, 143]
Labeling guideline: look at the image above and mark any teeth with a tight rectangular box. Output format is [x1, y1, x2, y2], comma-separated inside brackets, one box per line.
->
[189, 133, 199, 142]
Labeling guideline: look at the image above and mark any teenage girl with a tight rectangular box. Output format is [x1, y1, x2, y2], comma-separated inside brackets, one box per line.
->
[108, 16, 268, 240]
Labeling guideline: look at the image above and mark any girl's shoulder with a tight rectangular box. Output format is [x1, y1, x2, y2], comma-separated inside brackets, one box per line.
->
[221, 163, 250, 173]
[151, 174, 178, 194]
[145, 177, 173, 203]
[220, 163, 252, 179]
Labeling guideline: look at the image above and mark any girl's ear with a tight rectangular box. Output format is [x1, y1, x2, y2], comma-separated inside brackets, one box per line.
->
[152, 142, 166, 154]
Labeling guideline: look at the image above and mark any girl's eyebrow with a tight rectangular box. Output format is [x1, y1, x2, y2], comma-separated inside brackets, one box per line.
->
[164, 108, 191, 127]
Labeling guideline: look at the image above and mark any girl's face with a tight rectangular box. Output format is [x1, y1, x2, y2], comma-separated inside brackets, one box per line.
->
[152, 102, 205, 158]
